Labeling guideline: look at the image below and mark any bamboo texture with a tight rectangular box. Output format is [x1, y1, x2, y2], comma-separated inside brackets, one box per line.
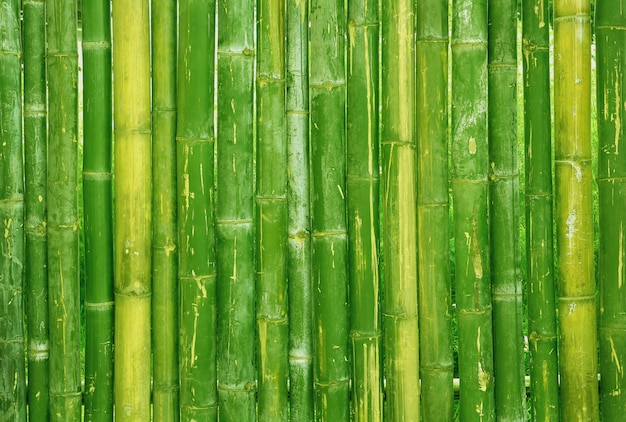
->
[112, 0, 153, 418]
[597, 0, 626, 418]
[0, 0, 26, 419]
[416, 0, 454, 419]
[23, 0, 49, 419]
[381, 1, 420, 420]
[177, 0, 218, 419]
[216, 0, 256, 419]
[151, 0, 179, 419]
[347, 0, 383, 420]
[522, 0, 560, 419]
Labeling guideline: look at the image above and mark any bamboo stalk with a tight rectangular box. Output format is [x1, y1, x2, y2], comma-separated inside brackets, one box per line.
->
[0, 0, 26, 419]
[23, 0, 50, 419]
[554, 0, 598, 419]
[416, 0, 453, 419]
[451, 0, 495, 419]
[46, 0, 82, 418]
[597, 0, 626, 418]
[151, 0, 179, 418]
[82, 0, 114, 418]
[177, 0, 218, 419]
[216, 0, 256, 419]
[310, 0, 350, 419]
[521, 0, 560, 419]
[346, 0, 383, 420]
[286, 0, 314, 419]
[112, 0, 152, 418]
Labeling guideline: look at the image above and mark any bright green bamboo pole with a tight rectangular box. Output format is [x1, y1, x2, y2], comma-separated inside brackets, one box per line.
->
[381, 1, 420, 421]
[554, 0, 598, 420]
[416, 0, 453, 419]
[310, 0, 350, 419]
[23, 0, 50, 419]
[82, 0, 114, 418]
[151, 0, 179, 420]
[112, 0, 152, 418]
[451, 0, 495, 419]
[521, 0, 560, 419]
[177, 0, 218, 419]
[256, 1, 289, 420]
[46, 0, 82, 418]
[347, 0, 382, 420]
[487, 0, 525, 419]
[597, 1, 626, 418]
[0, 1, 26, 419]
[216, 0, 256, 419]
[286, 0, 314, 419]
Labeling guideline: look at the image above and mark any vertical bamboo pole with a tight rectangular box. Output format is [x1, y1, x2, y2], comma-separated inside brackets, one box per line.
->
[451, 0, 495, 419]
[416, 0, 453, 419]
[522, 0, 560, 419]
[286, 0, 314, 419]
[23, 0, 50, 418]
[0, 1, 26, 419]
[216, 0, 256, 419]
[82, 0, 114, 418]
[151, 0, 179, 418]
[381, 1, 419, 420]
[347, 0, 383, 420]
[597, 0, 626, 418]
[112, 0, 152, 418]
[46, 0, 82, 418]
[310, 0, 351, 419]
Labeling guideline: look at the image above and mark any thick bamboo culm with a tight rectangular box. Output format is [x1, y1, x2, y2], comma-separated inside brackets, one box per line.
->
[7, 1, 626, 421]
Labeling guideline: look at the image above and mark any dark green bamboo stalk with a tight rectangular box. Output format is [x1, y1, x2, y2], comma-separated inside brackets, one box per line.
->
[23, 0, 50, 419]
[112, 0, 152, 418]
[310, 0, 350, 419]
[381, 1, 419, 420]
[521, 0, 560, 419]
[451, 0, 495, 419]
[286, 0, 314, 419]
[347, 0, 382, 420]
[216, 0, 256, 420]
[82, 0, 114, 418]
[416, 0, 453, 419]
[0, 1, 26, 419]
[46, 0, 82, 418]
[597, 1, 626, 418]
[177, 1, 218, 419]
[487, 0, 525, 419]
[256, 1, 289, 420]
[151, 0, 179, 419]
[554, 0, 598, 420]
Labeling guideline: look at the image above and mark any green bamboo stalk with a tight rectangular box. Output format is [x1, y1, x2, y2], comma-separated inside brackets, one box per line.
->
[554, 0, 598, 420]
[256, 1, 289, 420]
[177, 0, 218, 419]
[216, 0, 256, 420]
[521, 0, 560, 419]
[451, 0, 495, 419]
[381, 1, 419, 420]
[23, 0, 50, 419]
[112, 0, 152, 418]
[82, 0, 114, 418]
[151, 0, 179, 419]
[310, 0, 350, 419]
[347, 0, 383, 420]
[487, 0, 525, 419]
[597, 1, 626, 418]
[0, 1, 26, 419]
[46, 0, 82, 418]
[416, 0, 453, 419]
[286, 0, 314, 419]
